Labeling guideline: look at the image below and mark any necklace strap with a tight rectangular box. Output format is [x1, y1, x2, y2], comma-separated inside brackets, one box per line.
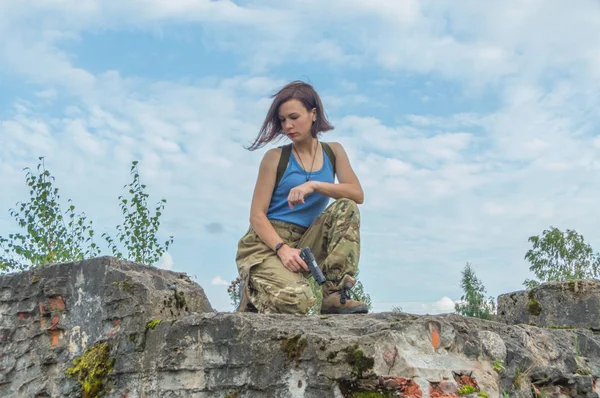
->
[292, 140, 319, 181]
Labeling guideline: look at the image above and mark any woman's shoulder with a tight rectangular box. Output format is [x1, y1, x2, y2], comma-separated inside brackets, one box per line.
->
[264, 146, 283, 160]
[322, 141, 344, 154]
[259, 147, 284, 171]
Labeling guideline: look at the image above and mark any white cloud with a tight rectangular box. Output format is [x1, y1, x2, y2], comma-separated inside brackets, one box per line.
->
[376, 297, 456, 315]
[1, 0, 599, 314]
[3, 1, 598, 87]
[211, 276, 230, 287]
[35, 89, 57, 101]
[157, 252, 174, 271]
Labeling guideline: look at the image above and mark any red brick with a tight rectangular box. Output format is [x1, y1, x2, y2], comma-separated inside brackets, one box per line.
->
[39, 301, 47, 316]
[48, 296, 65, 311]
[48, 316, 59, 331]
[18, 312, 32, 320]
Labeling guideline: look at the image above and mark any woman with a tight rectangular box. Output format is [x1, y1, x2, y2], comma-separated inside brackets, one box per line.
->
[235, 80, 368, 315]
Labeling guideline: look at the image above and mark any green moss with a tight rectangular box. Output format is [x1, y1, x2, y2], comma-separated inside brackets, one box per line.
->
[121, 281, 132, 293]
[162, 289, 188, 312]
[146, 319, 162, 330]
[112, 280, 133, 293]
[345, 344, 374, 378]
[31, 275, 40, 284]
[66, 341, 114, 398]
[478, 392, 489, 398]
[527, 299, 542, 316]
[281, 334, 307, 362]
[575, 365, 592, 376]
[458, 385, 476, 395]
[513, 366, 525, 389]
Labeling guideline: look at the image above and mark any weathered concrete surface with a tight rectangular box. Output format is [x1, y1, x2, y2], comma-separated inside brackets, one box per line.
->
[497, 279, 600, 330]
[105, 312, 599, 398]
[0, 256, 213, 397]
[1, 258, 599, 398]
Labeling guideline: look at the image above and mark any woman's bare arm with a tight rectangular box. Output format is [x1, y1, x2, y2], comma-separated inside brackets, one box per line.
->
[248, 148, 307, 272]
[312, 142, 364, 204]
[249, 148, 286, 250]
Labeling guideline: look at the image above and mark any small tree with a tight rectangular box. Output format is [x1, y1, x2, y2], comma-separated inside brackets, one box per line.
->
[0, 157, 100, 271]
[103, 161, 173, 266]
[454, 262, 495, 320]
[228, 277, 242, 308]
[523, 226, 600, 288]
[0, 158, 174, 272]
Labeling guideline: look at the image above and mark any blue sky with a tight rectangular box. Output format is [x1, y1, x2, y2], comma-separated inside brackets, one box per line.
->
[1, 0, 599, 314]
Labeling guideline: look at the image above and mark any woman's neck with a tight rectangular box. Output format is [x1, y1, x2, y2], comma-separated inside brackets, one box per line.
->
[292, 137, 319, 156]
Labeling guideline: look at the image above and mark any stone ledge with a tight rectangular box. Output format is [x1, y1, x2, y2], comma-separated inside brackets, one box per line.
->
[0, 258, 599, 397]
[497, 279, 600, 330]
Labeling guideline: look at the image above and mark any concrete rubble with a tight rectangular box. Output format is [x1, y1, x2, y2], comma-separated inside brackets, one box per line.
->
[0, 257, 598, 397]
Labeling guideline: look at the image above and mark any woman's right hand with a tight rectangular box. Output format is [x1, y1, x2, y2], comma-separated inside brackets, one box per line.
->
[277, 245, 309, 273]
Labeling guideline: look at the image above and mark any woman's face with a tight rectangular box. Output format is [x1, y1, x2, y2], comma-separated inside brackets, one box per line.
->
[278, 99, 316, 142]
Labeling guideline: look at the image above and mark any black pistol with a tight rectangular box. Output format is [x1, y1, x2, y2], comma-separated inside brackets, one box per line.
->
[300, 247, 326, 285]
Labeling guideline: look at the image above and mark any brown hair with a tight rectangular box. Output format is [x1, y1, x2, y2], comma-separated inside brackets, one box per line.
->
[245, 80, 334, 150]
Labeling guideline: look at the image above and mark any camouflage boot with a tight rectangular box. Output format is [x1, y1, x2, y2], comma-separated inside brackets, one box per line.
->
[236, 280, 258, 313]
[320, 275, 368, 314]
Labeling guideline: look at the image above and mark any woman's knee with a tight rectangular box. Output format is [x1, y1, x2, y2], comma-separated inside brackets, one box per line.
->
[328, 198, 360, 225]
[331, 198, 360, 215]
[251, 274, 316, 315]
[274, 282, 316, 314]
[334, 198, 358, 208]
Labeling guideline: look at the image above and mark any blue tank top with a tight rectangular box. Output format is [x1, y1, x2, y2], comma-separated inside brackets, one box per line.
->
[267, 145, 335, 228]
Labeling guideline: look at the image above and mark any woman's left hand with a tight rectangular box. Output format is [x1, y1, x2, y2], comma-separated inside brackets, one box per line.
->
[288, 181, 317, 209]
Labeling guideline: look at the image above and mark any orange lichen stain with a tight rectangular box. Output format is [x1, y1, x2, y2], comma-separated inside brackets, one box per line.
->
[429, 322, 441, 351]
[40, 318, 46, 328]
[50, 330, 62, 346]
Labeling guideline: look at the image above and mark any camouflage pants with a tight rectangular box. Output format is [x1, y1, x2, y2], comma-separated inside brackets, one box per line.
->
[235, 198, 361, 314]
